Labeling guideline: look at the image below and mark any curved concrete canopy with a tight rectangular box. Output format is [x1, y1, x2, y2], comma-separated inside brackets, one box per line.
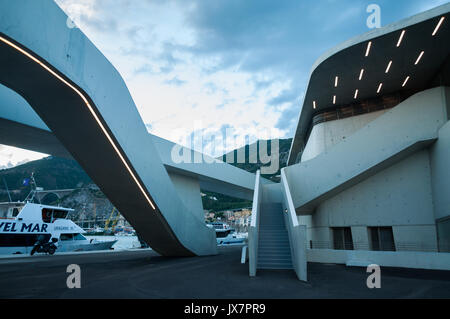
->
[0, 1, 219, 256]
[288, 4, 450, 165]
[0, 84, 71, 158]
[0, 83, 261, 201]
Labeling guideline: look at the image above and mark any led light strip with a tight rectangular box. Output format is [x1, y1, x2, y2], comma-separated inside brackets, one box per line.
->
[402, 76, 410, 87]
[385, 60, 393, 73]
[359, 69, 364, 81]
[377, 83, 383, 94]
[396, 30, 406, 47]
[432, 16, 445, 36]
[415, 51, 424, 65]
[0, 35, 156, 210]
[365, 41, 372, 57]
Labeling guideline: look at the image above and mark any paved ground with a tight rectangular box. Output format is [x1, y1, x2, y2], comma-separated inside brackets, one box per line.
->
[1, 246, 449, 298]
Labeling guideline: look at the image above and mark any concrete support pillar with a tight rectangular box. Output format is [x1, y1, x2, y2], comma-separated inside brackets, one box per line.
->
[351, 226, 370, 250]
[168, 172, 205, 223]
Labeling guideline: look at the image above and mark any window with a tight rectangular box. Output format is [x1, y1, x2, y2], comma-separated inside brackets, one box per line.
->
[42, 209, 69, 223]
[73, 233, 86, 241]
[42, 208, 52, 223]
[332, 227, 354, 250]
[436, 217, 450, 253]
[53, 210, 68, 220]
[12, 208, 20, 217]
[60, 233, 74, 241]
[216, 230, 231, 238]
[60, 233, 86, 241]
[369, 227, 396, 251]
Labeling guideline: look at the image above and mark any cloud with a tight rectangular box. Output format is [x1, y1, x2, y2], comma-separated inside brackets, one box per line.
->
[0, 145, 47, 169]
[51, 0, 445, 154]
[164, 76, 186, 86]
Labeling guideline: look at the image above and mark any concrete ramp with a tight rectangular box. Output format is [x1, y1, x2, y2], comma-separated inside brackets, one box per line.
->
[0, 1, 219, 256]
[285, 87, 449, 214]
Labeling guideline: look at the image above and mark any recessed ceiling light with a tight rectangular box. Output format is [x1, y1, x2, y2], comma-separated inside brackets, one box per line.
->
[354, 89, 359, 99]
[313, 101, 317, 109]
[396, 30, 406, 47]
[377, 83, 383, 94]
[333, 95, 336, 104]
[385, 60, 393, 73]
[415, 51, 424, 65]
[402, 76, 410, 87]
[365, 41, 372, 57]
[359, 69, 364, 81]
[432, 17, 445, 36]
[334, 76, 339, 87]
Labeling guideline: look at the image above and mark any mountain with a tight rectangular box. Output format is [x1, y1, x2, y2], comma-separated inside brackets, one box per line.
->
[0, 138, 292, 217]
[0, 156, 92, 203]
[220, 138, 292, 182]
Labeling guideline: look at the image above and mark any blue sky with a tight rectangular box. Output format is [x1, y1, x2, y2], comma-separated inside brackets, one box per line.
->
[0, 0, 448, 168]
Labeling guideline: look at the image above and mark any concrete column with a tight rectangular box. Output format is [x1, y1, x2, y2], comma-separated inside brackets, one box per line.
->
[168, 172, 205, 223]
[351, 226, 370, 250]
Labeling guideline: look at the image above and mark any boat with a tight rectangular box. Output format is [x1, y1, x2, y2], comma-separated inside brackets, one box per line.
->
[207, 222, 246, 246]
[0, 201, 117, 255]
[84, 226, 107, 236]
[0, 176, 117, 255]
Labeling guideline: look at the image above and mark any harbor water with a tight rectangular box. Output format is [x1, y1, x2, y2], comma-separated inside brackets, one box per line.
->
[85, 235, 142, 250]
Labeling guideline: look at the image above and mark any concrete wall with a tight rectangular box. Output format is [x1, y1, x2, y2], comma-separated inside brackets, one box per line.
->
[430, 120, 450, 221]
[281, 169, 307, 281]
[168, 172, 204, 224]
[307, 249, 450, 271]
[285, 87, 447, 214]
[302, 110, 387, 162]
[261, 183, 283, 204]
[307, 149, 438, 250]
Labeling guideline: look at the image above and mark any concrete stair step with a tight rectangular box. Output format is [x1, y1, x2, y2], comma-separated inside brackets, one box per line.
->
[259, 257, 292, 262]
[258, 247, 291, 252]
[259, 239, 289, 244]
[257, 263, 293, 269]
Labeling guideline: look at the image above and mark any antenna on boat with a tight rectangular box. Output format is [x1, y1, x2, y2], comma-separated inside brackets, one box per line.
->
[23, 172, 41, 204]
[2, 178, 12, 202]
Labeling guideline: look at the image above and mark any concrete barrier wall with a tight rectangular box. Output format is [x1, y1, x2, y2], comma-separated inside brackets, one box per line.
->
[311, 149, 438, 249]
[281, 168, 307, 281]
[285, 87, 447, 214]
[307, 249, 450, 271]
[302, 110, 387, 162]
[248, 170, 261, 277]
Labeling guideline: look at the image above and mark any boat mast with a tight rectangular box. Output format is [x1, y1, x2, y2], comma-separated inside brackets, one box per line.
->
[2, 178, 12, 202]
[24, 172, 41, 204]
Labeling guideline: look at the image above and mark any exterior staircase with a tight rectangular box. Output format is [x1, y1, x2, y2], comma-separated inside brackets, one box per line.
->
[257, 202, 293, 269]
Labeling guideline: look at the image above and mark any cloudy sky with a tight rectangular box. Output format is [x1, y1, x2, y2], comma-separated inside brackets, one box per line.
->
[1, 0, 448, 169]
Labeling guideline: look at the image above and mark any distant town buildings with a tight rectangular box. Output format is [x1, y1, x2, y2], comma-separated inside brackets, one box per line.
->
[205, 207, 251, 232]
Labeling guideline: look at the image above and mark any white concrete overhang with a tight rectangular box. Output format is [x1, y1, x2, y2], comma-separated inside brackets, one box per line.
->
[288, 4, 450, 165]
[0, 83, 264, 201]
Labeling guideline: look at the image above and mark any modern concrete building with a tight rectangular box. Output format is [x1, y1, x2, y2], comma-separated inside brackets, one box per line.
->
[276, 4, 449, 278]
[248, 4, 450, 281]
[0, 1, 449, 281]
[0, 0, 271, 258]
